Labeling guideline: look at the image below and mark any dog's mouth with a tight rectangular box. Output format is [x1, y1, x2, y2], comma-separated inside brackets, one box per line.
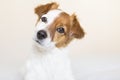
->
[35, 39, 42, 45]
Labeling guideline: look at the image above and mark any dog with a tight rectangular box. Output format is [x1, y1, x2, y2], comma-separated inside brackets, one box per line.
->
[24, 2, 85, 80]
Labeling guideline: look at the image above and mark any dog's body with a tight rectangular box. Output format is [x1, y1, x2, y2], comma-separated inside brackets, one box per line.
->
[24, 2, 84, 80]
[25, 47, 74, 80]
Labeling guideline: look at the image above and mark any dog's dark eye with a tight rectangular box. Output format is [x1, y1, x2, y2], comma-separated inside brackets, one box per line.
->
[41, 17, 47, 23]
[56, 27, 65, 33]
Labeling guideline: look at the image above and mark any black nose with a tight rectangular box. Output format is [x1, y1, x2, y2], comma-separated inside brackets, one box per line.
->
[37, 30, 47, 40]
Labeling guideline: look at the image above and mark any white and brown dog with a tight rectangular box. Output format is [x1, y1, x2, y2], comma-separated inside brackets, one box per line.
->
[24, 2, 84, 80]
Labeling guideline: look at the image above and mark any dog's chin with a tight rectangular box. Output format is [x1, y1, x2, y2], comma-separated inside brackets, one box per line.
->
[34, 40, 46, 48]
[33, 39, 55, 52]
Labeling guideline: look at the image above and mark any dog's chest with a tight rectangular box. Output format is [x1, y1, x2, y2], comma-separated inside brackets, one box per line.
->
[25, 50, 73, 80]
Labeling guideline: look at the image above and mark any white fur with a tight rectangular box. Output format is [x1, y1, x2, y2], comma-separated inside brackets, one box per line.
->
[24, 47, 74, 80]
[24, 10, 75, 80]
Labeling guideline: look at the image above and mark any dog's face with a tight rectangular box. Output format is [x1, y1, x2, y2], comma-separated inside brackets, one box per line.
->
[33, 2, 84, 49]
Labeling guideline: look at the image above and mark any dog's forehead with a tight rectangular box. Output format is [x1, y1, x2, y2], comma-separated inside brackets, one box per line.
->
[46, 9, 62, 17]
[36, 10, 63, 30]
[44, 10, 63, 24]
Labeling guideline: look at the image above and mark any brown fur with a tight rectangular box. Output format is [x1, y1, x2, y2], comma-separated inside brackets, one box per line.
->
[35, 2, 59, 21]
[70, 14, 85, 39]
[48, 12, 85, 48]
[48, 12, 72, 47]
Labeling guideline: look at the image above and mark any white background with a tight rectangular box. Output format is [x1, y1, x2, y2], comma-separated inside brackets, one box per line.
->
[0, 0, 120, 80]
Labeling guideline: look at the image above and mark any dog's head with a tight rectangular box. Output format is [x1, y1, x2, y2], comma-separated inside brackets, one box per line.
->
[33, 2, 85, 50]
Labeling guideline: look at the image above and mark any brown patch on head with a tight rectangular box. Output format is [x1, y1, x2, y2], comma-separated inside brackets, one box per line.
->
[49, 12, 71, 47]
[35, 2, 59, 21]
[48, 12, 85, 48]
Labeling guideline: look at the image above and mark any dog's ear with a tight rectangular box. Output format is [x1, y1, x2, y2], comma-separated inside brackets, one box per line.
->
[70, 14, 85, 39]
[35, 2, 59, 18]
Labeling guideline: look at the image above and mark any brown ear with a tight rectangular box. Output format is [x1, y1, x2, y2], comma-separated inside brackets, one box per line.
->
[35, 2, 59, 18]
[70, 14, 85, 39]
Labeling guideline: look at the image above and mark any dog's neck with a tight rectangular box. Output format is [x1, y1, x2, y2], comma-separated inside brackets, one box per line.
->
[31, 42, 69, 58]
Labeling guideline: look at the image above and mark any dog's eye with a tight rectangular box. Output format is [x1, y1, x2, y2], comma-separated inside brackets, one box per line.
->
[41, 17, 47, 23]
[56, 27, 65, 33]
